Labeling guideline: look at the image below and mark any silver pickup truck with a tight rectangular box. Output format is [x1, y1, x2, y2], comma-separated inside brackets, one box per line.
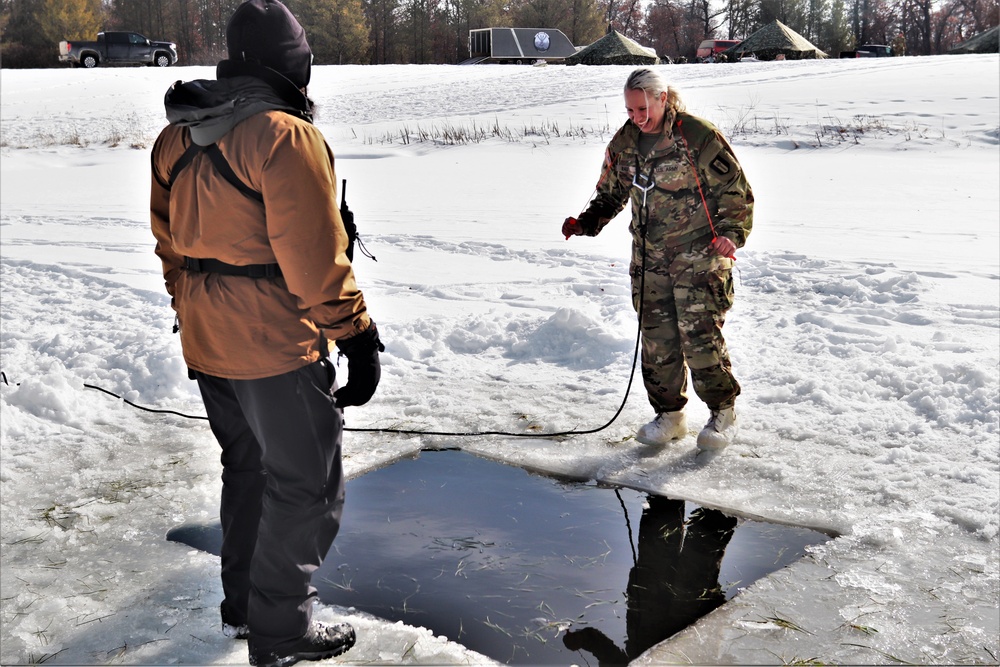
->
[59, 31, 178, 68]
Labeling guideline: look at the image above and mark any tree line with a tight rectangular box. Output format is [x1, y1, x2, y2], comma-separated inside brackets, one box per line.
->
[1, 0, 996, 68]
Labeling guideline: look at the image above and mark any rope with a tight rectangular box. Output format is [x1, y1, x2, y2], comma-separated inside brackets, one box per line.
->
[75, 301, 643, 437]
[37, 200, 653, 441]
[72, 355, 638, 435]
[353, 185, 649, 438]
[15, 144, 661, 442]
[676, 118, 721, 243]
[82, 383, 210, 420]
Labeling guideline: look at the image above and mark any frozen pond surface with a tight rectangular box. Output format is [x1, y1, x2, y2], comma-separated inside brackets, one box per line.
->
[2, 58, 997, 665]
[169, 449, 831, 664]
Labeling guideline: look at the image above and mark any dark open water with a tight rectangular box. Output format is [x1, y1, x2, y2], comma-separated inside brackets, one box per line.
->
[169, 449, 831, 664]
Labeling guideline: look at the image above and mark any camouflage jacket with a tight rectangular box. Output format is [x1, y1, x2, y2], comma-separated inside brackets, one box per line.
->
[580, 111, 753, 252]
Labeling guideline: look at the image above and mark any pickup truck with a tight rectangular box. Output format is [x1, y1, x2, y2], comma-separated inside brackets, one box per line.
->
[839, 44, 893, 58]
[59, 31, 178, 68]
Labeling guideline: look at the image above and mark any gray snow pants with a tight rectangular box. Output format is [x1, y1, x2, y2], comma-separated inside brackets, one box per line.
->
[194, 358, 345, 650]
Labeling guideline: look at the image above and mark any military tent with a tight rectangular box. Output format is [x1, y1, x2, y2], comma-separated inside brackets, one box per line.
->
[948, 25, 999, 54]
[723, 20, 827, 60]
[565, 29, 660, 65]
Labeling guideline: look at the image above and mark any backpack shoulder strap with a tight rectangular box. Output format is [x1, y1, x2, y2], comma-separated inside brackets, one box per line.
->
[165, 135, 263, 205]
[204, 144, 264, 204]
[167, 141, 204, 188]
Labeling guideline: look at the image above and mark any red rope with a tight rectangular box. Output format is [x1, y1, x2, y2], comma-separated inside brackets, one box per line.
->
[579, 123, 734, 260]
[676, 119, 720, 241]
[578, 149, 616, 214]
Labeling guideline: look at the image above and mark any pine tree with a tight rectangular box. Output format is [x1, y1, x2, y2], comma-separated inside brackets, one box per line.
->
[821, 0, 853, 54]
[292, 0, 371, 64]
[36, 0, 101, 43]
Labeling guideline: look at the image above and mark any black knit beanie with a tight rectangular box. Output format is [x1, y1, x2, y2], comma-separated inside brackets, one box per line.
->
[226, 0, 312, 89]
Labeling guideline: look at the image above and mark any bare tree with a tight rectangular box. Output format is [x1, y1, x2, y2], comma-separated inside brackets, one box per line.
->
[689, 0, 726, 39]
[643, 0, 707, 58]
[726, 0, 756, 38]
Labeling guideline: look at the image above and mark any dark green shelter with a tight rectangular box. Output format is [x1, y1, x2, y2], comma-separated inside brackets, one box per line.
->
[565, 29, 660, 66]
[948, 26, 999, 54]
[723, 20, 827, 60]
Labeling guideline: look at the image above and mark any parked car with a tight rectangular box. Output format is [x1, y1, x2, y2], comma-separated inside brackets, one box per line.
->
[839, 44, 894, 58]
[858, 44, 893, 57]
[59, 31, 178, 68]
[696, 39, 741, 60]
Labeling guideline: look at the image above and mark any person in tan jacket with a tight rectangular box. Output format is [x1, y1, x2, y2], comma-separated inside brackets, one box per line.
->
[149, 2, 379, 665]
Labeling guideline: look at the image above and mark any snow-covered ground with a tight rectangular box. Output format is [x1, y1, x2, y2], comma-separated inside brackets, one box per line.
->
[1, 55, 998, 665]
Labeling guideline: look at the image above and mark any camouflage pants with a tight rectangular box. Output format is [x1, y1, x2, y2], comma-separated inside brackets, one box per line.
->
[631, 243, 740, 414]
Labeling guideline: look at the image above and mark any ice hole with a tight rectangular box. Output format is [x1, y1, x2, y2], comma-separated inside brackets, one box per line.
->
[168, 449, 833, 664]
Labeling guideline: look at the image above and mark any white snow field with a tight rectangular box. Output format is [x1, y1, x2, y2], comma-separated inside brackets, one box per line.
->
[1, 55, 998, 665]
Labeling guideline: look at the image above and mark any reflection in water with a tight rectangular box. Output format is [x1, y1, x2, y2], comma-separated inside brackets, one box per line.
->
[563, 497, 737, 665]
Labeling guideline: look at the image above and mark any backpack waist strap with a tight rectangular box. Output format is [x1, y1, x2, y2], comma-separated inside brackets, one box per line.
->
[183, 256, 282, 279]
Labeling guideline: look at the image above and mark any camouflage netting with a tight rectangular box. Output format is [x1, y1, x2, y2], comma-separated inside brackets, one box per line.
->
[723, 19, 828, 60]
[948, 25, 999, 54]
[565, 30, 660, 65]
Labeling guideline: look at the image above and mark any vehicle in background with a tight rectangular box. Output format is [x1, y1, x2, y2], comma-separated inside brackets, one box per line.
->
[839, 44, 894, 58]
[696, 39, 741, 60]
[59, 32, 178, 68]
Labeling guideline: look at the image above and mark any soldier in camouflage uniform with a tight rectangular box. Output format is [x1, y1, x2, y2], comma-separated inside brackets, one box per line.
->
[563, 68, 753, 450]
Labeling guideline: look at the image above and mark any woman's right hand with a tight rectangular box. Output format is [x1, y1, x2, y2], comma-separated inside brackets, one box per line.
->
[562, 217, 583, 239]
[710, 236, 737, 259]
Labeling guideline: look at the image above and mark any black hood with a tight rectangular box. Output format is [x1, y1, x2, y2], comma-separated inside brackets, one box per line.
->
[164, 63, 311, 146]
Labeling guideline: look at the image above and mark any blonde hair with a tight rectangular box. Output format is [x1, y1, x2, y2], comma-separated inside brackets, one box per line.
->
[624, 68, 685, 114]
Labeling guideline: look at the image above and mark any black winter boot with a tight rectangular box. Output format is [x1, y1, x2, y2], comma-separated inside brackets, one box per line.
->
[221, 604, 249, 640]
[248, 621, 356, 667]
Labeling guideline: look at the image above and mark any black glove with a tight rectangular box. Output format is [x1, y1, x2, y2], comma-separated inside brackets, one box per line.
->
[566, 210, 604, 237]
[562, 216, 583, 238]
[333, 324, 384, 408]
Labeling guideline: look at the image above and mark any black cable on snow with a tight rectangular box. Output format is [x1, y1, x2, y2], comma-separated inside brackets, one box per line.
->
[77, 312, 641, 438]
[79, 206, 648, 441]
[22, 191, 654, 441]
[83, 383, 210, 421]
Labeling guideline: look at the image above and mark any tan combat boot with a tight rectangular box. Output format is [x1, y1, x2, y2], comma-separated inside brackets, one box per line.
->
[636, 411, 687, 446]
[697, 407, 738, 451]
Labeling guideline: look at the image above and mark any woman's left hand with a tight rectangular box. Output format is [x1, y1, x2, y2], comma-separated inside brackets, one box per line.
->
[710, 236, 737, 259]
